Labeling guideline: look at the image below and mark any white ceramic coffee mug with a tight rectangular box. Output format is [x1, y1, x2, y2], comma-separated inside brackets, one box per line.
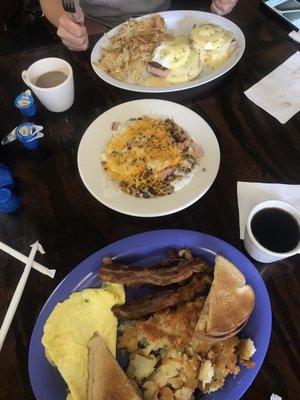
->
[21, 58, 74, 112]
[244, 200, 300, 263]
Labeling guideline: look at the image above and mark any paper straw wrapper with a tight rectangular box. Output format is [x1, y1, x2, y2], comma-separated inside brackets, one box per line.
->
[0, 242, 44, 351]
[0, 241, 55, 278]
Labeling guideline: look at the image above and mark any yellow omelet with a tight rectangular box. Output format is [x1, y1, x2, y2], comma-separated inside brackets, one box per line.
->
[42, 283, 125, 400]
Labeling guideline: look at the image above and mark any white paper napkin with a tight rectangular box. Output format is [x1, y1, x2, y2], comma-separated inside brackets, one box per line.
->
[244, 51, 300, 124]
[270, 395, 282, 400]
[237, 182, 300, 240]
[289, 30, 300, 44]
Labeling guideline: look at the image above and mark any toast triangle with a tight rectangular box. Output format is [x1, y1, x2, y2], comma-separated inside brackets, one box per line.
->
[195, 255, 255, 337]
[87, 334, 142, 400]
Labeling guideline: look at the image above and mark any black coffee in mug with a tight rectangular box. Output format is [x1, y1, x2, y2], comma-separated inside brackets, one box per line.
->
[251, 208, 300, 253]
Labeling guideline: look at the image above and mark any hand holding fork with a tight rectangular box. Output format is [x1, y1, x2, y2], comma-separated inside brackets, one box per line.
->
[57, 0, 89, 51]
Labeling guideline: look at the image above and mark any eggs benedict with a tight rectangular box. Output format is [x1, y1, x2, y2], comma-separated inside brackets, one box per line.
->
[190, 23, 236, 68]
[147, 36, 202, 84]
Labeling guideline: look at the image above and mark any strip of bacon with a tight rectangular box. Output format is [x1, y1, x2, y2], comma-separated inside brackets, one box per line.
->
[113, 273, 212, 320]
[99, 258, 208, 286]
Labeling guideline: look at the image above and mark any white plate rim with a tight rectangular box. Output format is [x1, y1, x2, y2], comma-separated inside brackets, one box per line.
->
[77, 99, 220, 217]
[90, 10, 246, 93]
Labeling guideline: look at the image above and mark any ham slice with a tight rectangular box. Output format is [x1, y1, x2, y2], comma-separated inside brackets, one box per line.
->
[147, 61, 170, 78]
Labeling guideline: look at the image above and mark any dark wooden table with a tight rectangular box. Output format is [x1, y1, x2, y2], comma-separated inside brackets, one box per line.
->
[0, 1, 299, 399]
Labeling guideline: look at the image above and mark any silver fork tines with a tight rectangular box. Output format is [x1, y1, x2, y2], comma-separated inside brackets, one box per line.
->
[62, 0, 76, 13]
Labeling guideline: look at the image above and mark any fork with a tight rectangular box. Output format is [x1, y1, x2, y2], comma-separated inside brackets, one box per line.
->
[62, 0, 76, 14]
[62, 0, 83, 25]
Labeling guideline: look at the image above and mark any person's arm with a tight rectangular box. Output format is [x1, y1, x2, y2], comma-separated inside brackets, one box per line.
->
[40, 0, 65, 27]
[39, 0, 89, 51]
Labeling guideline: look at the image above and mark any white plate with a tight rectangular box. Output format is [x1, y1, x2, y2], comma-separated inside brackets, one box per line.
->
[90, 10, 246, 93]
[77, 99, 220, 217]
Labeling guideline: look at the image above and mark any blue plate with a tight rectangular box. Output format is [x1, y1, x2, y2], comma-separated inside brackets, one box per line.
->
[28, 230, 272, 400]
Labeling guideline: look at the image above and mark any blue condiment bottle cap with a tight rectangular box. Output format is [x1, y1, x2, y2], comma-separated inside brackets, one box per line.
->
[14, 90, 36, 117]
[0, 188, 21, 213]
[0, 164, 15, 189]
[16, 122, 39, 150]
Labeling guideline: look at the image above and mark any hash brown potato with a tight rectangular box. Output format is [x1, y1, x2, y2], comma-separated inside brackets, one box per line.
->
[118, 298, 255, 399]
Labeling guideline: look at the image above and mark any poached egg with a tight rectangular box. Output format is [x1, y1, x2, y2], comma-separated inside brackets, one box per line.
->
[151, 36, 202, 84]
[190, 24, 236, 67]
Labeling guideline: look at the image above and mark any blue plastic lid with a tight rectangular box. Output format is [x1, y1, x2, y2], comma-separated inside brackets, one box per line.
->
[0, 164, 14, 189]
[14, 90, 34, 109]
[0, 188, 11, 203]
[16, 122, 37, 143]
[0, 188, 21, 213]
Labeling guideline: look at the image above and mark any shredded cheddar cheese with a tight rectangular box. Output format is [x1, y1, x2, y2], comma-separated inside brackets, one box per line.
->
[102, 117, 201, 197]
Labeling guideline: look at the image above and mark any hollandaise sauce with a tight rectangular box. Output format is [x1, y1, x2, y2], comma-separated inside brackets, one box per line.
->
[145, 76, 172, 87]
[205, 53, 231, 72]
[190, 23, 236, 73]
[152, 36, 191, 70]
